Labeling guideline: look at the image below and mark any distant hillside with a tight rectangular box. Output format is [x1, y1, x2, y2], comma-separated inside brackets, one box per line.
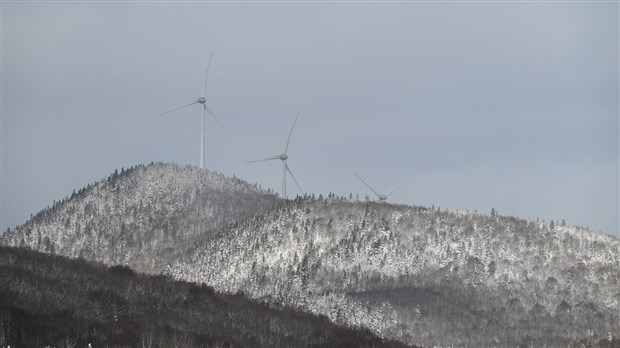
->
[170, 197, 620, 347]
[1, 162, 279, 272]
[0, 245, 410, 348]
[3, 163, 618, 347]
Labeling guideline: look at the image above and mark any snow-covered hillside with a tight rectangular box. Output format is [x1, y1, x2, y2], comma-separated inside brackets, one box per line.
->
[3, 164, 619, 347]
[1, 162, 279, 272]
[1, 244, 407, 348]
[170, 197, 620, 347]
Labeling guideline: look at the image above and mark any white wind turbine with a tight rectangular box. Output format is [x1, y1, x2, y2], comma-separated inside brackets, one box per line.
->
[160, 51, 230, 170]
[353, 172, 402, 202]
[247, 114, 303, 199]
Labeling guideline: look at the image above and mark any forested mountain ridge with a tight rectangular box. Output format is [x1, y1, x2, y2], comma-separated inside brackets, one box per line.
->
[1, 162, 279, 272]
[3, 164, 618, 347]
[170, 197, 620, 347]
[0, 245, 410, 347]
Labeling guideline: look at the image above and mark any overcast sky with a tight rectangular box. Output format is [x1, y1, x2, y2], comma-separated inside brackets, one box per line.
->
[1, 2, 618, 237]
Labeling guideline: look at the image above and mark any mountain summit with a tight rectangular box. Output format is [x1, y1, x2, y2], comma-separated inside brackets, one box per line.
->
[3, 164, 619, 346]
[1, 162, 279, 272]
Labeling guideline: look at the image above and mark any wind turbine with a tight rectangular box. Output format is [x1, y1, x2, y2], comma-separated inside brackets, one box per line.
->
[160, 51, 230, 170]
[353, 172, 402, 202]
[247, 114, 303, 199]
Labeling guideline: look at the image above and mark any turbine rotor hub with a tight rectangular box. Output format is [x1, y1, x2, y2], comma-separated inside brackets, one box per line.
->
[280, 154, 288, 160]
[197, 97, 206, 104]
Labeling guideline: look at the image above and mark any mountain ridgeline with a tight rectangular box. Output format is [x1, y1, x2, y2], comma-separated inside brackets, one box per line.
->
[170, 197, 620, 347]
[1, 163, 279, 273]
[2, 163, 619, 347]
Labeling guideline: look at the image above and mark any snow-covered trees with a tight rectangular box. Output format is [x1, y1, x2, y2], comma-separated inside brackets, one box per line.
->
[0, 245, 395, 347]
[1, 162, 279, 272]
[170, 198, 620, 347]
[3, 163, 619, 347]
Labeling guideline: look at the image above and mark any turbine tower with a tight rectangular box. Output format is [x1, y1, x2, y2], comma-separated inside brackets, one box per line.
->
[353, 172, 402, 202]
[247, 114, 303, 199]
[160, 51, 230, 170]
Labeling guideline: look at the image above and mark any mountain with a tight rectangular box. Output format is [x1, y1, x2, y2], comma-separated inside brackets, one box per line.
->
[3, 164, 619, 347]
[1, 162, 280, 273]
[0, 245, 410, 348]
[169, 197, 620, 347]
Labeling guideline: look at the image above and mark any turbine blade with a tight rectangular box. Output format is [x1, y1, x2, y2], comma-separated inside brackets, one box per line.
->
[246, 155, 281, 164]
[285, 163, 304, 194]
[283, 113, 300, 154]
[353, 172, 381, 199]
[160, 101, 198, 115]
[200, 51, 214, 98]
[204, 105, 232, 134]
[385, 184, 404, 197]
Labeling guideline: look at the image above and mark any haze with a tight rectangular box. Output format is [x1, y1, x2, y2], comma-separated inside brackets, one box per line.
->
[1, 2, 618, 237]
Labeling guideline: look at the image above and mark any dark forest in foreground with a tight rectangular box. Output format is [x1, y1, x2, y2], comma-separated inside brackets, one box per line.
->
[0, 246, 409, 348]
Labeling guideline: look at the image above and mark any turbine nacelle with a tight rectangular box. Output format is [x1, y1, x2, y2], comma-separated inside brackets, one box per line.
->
[247, 114, 302, 199]
[354, 172, 403, 203]
[159, 51, 230, 170]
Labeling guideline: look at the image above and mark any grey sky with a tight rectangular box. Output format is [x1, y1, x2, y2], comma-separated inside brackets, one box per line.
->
[1, 2, 618, 237]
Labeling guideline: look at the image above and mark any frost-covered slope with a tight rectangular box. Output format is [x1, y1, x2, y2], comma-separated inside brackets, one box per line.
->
[170, 197, 620, 347]
[1, 162, 279, 272]
[0, 245, 409, 348]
